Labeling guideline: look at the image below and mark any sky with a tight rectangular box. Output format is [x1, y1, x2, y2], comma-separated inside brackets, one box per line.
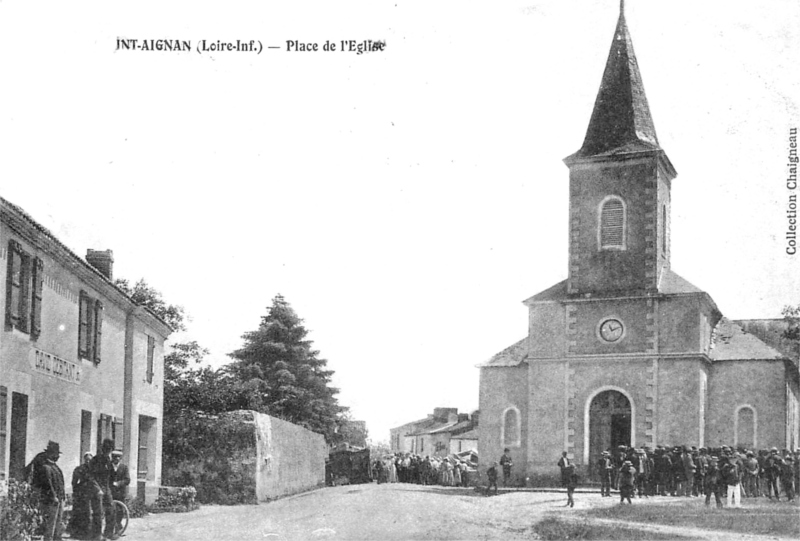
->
[1, 0, 798, 443]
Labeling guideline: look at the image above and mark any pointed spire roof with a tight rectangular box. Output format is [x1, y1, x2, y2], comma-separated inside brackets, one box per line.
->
[568, 3, 662, 160]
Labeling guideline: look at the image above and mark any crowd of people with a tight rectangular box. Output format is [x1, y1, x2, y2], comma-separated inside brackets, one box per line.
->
[372, 452, 474, 487]
[560, 444, 799, 508]
[24, 438, 131, 541]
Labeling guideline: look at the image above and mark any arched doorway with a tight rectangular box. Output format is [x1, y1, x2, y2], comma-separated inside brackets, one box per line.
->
[588, 390, 631, 478]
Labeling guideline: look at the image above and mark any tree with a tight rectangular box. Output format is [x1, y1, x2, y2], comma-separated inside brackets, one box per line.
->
[163, 341, 258, 417]
[783, 304, 800, 343]
[333, 413, 369, 448]
[228, 294, 345, 442]
[114, 278, 186, 331]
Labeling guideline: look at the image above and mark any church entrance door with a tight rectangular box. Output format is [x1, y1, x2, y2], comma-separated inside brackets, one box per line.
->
[588, 390, 631, 479]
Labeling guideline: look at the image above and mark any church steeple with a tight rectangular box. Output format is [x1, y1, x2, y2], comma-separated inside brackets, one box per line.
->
[562, 3, 676, 297]
[569, 2, 661, 159]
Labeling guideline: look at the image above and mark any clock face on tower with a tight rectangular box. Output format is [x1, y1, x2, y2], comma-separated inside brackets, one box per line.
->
[599, 318, 624, 343]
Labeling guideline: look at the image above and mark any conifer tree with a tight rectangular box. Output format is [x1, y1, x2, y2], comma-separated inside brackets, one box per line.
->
[228, 294, 345, 441]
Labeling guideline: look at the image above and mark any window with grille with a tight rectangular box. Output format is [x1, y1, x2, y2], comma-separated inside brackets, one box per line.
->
[599, 197, 626, 250]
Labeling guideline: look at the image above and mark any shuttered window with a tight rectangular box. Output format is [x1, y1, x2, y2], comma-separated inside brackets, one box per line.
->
[0, 387, 7, 480]
[78, 291, 103, 363]
[146, 335, 155, 383]
[97, 413, 113, 453]
[31, 258, 44, 338]
[599, 197, 626, 249]
[5, 240, 43, 336]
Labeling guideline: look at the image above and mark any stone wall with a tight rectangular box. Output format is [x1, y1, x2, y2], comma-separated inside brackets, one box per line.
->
[253, 412, 327, 502]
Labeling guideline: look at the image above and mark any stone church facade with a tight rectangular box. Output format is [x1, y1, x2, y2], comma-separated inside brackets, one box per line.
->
[478, 8, 800, 485]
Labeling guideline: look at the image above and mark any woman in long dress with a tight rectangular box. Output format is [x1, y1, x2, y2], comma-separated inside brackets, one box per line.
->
[387, 456, 398, 483]
[453, 459, 462, 487]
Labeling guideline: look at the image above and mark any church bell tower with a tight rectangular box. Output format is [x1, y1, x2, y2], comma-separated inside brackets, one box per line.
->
[563, 2, 676, 296]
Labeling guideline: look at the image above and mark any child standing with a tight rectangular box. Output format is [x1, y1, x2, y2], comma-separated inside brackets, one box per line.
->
[565, 464, 578, 507]
[618, 460, 636, 504]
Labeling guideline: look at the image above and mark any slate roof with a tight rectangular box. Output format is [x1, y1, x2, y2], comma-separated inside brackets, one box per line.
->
[709, 318, 787, 361]
[566, 8, 661, 161]
[451, 428, 479, 440]
[479, 337, 528, 367]
[0, 195, 173, 332]
[734, 319, 800, 363]
[523, 270, 708, 305]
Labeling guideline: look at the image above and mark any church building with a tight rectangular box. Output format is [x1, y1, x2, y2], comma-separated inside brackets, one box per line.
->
[478, 6, 800, 485]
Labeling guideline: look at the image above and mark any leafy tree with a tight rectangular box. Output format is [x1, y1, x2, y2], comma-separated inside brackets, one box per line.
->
[229, 294, 346, 442]
[333, 413, 369, 448]
[164, 341, 258, 417]
[114, 278, 186, 331]
[783, 304, 800, 343]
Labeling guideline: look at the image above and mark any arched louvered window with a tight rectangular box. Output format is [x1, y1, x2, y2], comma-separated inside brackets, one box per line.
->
[501, 406, 521, 447]
[598, 196, 626, 250]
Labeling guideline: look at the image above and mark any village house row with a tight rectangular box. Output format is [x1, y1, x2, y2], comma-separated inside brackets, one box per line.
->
[0, 196, 172, 502]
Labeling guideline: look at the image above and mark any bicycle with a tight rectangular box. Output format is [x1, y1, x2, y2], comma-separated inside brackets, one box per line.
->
[113, 499, 130, 537]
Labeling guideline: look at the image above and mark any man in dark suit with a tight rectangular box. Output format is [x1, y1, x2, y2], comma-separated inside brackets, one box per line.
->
[89, 438, 117, 540]
[111, 451, 131, 502]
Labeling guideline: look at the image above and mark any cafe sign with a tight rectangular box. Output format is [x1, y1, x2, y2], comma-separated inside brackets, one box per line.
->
[29, 348, 81, 384]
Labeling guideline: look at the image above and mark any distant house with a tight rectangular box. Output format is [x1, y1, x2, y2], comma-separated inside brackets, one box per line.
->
[390, 408, 478, 456]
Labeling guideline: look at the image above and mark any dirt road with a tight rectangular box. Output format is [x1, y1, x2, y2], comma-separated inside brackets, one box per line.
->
[123, 484, 564, 541]
[120, 484, 790, 541]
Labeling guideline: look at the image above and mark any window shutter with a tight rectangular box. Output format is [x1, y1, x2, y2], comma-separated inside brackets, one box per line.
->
[97, 414, 109, 453]
[78, 291, 88, 359]
[17, 254, 31, 334]
[0, 386, 7, 480]
[600, 198, 625, 248]
[112, 416, 124, 451]
[94, 300, 103, 364]
[5, 241, 21, 330]
[31, 257, 44, 339]
[146, 335, 155, 383]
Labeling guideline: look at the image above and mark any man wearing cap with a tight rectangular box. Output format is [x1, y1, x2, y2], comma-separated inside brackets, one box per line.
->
[499, 448, 513, 487]
[721, 455, 742, 508]
[742, 451, 759, 498]
[618, 460, 636, 504]
[764, 447, 782, 500]
[557, 451, 571, 488]
[704, 456, 723, 508]
[111, 450, 131, 531]
[693, 448, 707, 498]
[781, 454, 795, 502]
[89, 438, 118, 540]
[598, 451, 613, 497]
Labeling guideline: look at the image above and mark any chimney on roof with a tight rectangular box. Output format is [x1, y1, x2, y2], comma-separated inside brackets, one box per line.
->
[86, 249, 114, 280]
[433, 407, 458, 422]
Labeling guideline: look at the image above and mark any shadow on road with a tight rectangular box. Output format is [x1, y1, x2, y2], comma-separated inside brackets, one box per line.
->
[407, 486, 488, 498]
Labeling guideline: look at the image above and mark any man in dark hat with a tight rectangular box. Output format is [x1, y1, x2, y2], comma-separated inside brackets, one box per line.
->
[500, 448, 513, 487]
[89, 438, 118, 540]
[25, 441, 65, 541]
[704, 456, 723, 508]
